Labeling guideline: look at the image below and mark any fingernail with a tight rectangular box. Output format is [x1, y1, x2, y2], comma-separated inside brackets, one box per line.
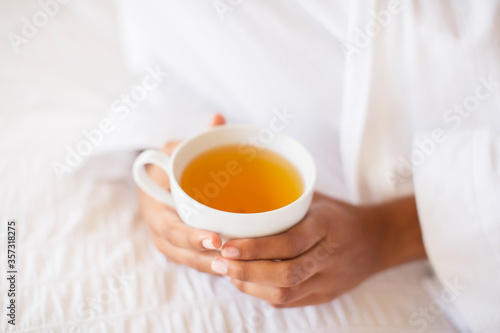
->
[202, 239, 216, 250]
[222, 247, 240, 258]
[211, 258, 228, 274]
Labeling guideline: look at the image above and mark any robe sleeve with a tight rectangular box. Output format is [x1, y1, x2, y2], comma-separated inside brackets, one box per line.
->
[414, 128, 500, 332]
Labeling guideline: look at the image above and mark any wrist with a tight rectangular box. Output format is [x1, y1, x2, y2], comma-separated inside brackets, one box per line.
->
[373, 196, 427, 272]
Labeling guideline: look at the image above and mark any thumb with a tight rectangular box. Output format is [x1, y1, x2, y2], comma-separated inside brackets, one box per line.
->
[209, 113, 226, 128]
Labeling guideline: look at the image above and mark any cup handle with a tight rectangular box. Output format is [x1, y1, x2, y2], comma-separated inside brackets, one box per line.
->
[132, 149, 176, 209]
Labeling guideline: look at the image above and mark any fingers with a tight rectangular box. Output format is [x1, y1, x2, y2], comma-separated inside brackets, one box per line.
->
[141, 140, 182, 195]
[229, 275, 319, 306]
[221, 211, 327, 260]
[140, 182, 223, 252]
[140, 112, 228, 275]
[213, 240, 334, 287]
[153, 232, 221, 274]
[210, 113, 226, 127]
[149, 207, 222, 251]
[142, 112, 228, 251]
[266, 290, 336, 308]
[161, 140, 182, 156]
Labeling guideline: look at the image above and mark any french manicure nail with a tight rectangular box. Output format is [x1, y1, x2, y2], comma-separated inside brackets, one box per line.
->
[202, 239, 216, 250]
[212, 258, 228, 274]
[222, 247, 240, 258]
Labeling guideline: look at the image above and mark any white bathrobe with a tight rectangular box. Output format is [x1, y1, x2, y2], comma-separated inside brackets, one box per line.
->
[115, 1, 500, 331]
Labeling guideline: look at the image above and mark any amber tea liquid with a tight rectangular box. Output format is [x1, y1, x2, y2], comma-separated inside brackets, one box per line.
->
[180, 144, 303, 213]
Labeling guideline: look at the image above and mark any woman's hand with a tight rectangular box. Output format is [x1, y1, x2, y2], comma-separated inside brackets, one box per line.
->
[139, 117, 427, 306]
[138, 114, 226, 274]
[212, 193, 427, 307]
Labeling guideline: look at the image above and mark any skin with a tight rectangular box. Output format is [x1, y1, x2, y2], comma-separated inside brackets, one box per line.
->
[138, 114, 427, 308]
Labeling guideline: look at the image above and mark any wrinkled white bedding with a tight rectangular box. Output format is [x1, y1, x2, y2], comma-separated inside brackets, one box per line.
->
[0, 149, 458, 333]
[0, 1, 463, 332]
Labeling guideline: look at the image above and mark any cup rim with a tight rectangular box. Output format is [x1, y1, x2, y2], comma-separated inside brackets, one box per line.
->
[168, 124, 317, 217]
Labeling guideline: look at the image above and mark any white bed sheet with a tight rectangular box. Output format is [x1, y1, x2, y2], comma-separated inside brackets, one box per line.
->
[0, 1, 463, 332]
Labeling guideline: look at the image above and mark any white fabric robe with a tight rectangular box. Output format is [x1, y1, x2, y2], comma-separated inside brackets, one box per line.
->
[113, 0, 500, 331]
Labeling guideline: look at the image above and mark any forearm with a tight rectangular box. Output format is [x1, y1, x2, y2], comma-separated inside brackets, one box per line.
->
[375, 196, 428, 271]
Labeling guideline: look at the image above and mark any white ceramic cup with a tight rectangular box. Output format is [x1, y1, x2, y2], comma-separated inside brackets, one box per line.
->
[132, 125, 316, 239]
